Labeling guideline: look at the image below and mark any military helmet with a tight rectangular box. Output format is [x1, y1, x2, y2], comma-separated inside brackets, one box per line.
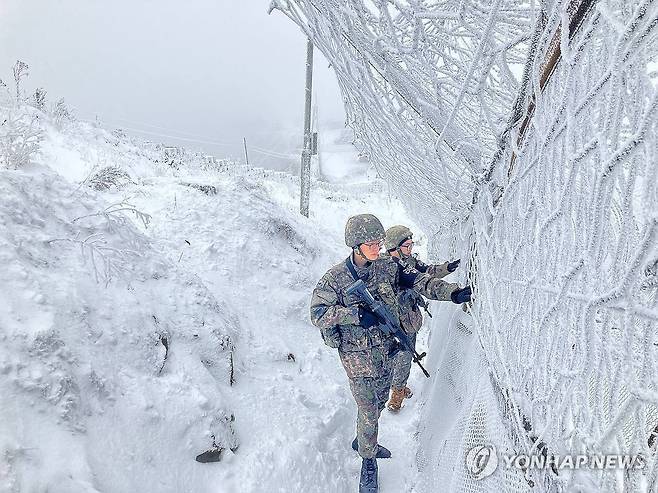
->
[344, 214, 385, 247]
[384, 225, 413, 251]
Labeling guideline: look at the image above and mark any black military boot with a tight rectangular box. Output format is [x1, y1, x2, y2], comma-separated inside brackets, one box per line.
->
[352, 437, 391, 459]
[359, 457, 378, 493]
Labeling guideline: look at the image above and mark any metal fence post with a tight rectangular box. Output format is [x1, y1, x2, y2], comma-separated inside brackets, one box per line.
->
[300, 39, 314, 217]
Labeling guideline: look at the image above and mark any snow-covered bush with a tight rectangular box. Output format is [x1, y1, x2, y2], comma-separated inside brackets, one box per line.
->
[32, 87, 47, 111]
[11, 60, 29, 102]
[86, 165, 133, 191]
[0, 61, 44, 169]
[0, 106, 44, 169]
[45, 201, 153, 285]
[52, 97, 73, 128]
[162, 146, 183, 169]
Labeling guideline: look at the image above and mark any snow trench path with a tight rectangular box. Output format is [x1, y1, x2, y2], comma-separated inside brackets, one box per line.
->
[132, 174, 430, 492]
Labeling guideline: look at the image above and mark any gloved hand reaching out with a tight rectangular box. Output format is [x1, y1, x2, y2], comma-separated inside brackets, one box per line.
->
[450, 286, 472, 304]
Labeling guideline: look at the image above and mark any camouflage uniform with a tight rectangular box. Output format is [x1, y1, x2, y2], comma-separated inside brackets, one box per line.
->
[310, 254, 457, 459]
[387, 253, 455, 390]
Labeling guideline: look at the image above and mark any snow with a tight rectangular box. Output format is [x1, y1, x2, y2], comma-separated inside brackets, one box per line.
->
[0, 104, 454, 492]
[276, 2, 658, 491]
[318, 128, 371, 183]
[0, 163, 240, 492]
[3, 0, 658, 490]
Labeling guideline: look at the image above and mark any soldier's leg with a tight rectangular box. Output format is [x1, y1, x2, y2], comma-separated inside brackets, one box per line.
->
[377, 353, 394, 413]
[390, 347, 412, 391]
[348, 376, 380, 459]
[391, 333, 416, 391]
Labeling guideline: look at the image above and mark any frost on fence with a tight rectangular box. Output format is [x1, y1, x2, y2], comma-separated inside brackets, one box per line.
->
[474, 1, 658, 490]
[275, 0, 658, 491]
[272, 0, 532, 235]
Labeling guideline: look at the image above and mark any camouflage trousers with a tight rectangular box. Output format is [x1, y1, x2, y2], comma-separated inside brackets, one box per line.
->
[342, 347, 393, 459]
[391, 332, 417, 390]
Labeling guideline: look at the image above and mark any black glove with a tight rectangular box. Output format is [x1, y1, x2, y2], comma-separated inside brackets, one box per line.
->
[451, 286, 472, 304]
[447, 259, 461, 272]
[388, 340, 403, 358]
[358, 307, 383, 329]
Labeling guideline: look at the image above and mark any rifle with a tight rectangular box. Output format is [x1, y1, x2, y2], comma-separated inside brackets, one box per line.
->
[346, 279, 431, 378]
[403, 289, 432, 318]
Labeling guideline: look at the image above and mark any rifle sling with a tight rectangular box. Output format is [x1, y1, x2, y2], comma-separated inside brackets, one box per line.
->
[345, 256, 363, 282]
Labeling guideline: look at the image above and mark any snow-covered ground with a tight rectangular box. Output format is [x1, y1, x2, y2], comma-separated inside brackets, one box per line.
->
[0, 105, 462, 492]
[317, 128, 371, 183]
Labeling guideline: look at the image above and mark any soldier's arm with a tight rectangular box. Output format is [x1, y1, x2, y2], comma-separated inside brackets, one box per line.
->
[424, 261, 451, 279]
[412, 255, 451, 279]
[410, 255, 428, 273]
[310, 273, 360, 329]
[398, 267, 459, 302]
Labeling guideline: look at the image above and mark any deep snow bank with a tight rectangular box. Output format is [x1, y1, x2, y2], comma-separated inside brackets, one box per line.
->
[0, 166, 240, 492]
[0, 115, 242, 491]
[1, 98, 431, 492]
[124, 162, 427, 492]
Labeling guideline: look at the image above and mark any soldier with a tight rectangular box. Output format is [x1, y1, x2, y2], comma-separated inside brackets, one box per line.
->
[383, 225, 461, 412]
[310, 214, 471, 493]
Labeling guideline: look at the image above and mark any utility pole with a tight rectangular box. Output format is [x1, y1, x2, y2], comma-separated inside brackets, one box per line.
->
[243, 137, 250, 166]
[312, 100, 322, 180]
[300, 39, 314, 217]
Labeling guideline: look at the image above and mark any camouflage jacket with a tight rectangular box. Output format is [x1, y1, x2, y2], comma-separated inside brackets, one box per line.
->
[385, 253, 456, 334]
[403, 254, 451, 280]
[310, 255, 457, 355]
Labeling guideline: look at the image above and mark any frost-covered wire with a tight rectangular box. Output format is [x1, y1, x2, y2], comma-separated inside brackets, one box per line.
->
[275, 0, 658, 491]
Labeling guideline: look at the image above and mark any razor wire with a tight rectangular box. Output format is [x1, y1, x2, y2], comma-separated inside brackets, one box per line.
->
[274, 0, 658, 490]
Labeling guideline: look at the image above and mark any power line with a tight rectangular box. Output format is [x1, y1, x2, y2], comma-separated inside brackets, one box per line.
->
[79, 116, 299, 159]
[78, 118, 232, 148]
[106, 116, 235, 144]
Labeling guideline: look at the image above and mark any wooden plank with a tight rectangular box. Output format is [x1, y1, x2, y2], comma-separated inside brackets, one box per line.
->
[508, 0, 597, 177]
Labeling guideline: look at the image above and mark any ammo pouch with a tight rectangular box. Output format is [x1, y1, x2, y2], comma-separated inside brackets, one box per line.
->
[320, 326, 341, 349]
[403, 290, 425, 311]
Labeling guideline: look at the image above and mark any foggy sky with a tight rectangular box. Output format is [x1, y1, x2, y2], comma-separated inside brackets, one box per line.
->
[0, 1, 346, 168]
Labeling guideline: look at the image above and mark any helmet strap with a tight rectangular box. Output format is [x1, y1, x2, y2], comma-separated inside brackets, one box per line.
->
[396, 235, 413, 259]
[396, 244, 411, 260]
[354, 245, 368, 260]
